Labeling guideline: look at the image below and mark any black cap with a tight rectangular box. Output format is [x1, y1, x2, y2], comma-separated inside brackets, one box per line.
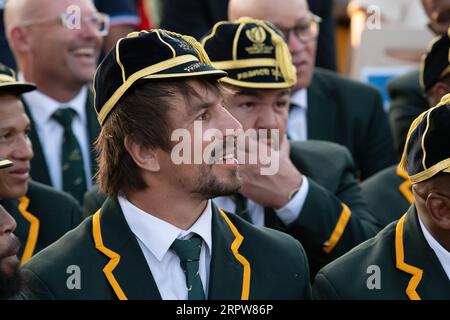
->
[0, 63, 36, 95]
[94, 29, 227, 126]
[399, 94, 450, 184]
[420, 29, 450, 92]
[0, 157, 13, 170]
[202, 17, 297, 89]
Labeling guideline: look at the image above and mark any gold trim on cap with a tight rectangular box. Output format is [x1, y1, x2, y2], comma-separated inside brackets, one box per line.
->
[97, 54, 223, 125]
[220, 76, 293, 89]
[212, 58, 277, 70]
[409, 157, 450, 184]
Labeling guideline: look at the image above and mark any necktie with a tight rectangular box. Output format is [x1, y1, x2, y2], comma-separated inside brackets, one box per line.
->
[171, 234, 206, 300]
[52, 108, 87, 204]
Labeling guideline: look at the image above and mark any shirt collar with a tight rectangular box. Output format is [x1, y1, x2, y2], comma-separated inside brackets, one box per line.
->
[119, 196, 213, 262]
[418, 214, 450, 280]
[290, 89, 308, 110]
[18, 73, 88, 125]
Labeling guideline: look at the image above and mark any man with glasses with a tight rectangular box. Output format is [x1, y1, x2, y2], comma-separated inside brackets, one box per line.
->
[229, 0, 396, 180]
[313, 95, 450, 299]
[4, 0, 108, 204]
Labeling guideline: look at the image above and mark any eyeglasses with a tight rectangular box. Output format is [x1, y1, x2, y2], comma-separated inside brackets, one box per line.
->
[22, 12, 110, 36]
[277, 14, 322, 43]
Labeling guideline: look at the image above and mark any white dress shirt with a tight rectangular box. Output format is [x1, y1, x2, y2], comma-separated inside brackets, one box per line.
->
[418, 214, 450, 280]
[20, 78, 93, 190]
[213, 177, 309, 226]
[288, 89, 308, 141]
[119, 196, 212, 300]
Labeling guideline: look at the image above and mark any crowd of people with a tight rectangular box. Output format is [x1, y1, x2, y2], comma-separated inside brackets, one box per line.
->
[0, 0, 449, 300]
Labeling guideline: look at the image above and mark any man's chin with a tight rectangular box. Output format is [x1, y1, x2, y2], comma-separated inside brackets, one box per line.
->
[0, 266, 22, 299]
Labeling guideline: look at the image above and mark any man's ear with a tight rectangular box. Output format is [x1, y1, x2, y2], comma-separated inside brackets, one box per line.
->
[8, 26, 33, 53]
[426, 193, 450, 230]
[124, 136, 160, 172]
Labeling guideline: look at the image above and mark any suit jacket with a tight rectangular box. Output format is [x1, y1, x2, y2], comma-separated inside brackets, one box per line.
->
[21, 198, 312, 299]
[388, 69, 428, 158]
[313, 206, 450, 300]
[23, 88, 101, 187]
[360, 165, 412, 228]
[307, 68, 396, 180]
[264, 140, 380, 276]
[1, 181, 83, 265]
[83, 140, 380, 276]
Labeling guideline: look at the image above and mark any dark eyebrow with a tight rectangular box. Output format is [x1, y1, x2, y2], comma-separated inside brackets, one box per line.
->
[277, 89, 290, 97]
[187, 100, 217, 117]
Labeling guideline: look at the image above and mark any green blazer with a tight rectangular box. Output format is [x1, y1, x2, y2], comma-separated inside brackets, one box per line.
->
[21, 198, 312, 300]
[387, 69, 428, 158]
[360, 165, 413, 228]
[313, 206, 450, 299]
[263, 140, 380, 276]
[83, 140, 381, 276]
[23, 88, 100, 187]
[1, 181, 83, 265]
[307, 68, 396, 180]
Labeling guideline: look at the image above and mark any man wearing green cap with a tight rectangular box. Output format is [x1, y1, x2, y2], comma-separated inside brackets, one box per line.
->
[228, 0, 396, 180]
[0, 63, 82, 266]
[360, 30, 450, 228]
[202, 17, 380, 276]
[21, 30, 312, 300]
[313, 95, 450, 299]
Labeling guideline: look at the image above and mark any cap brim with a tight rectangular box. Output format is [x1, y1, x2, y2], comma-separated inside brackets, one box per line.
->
[142, 60, 227, 80]
[0, 159, 13, 170]
[217, 66, 293, 89]
[0, 82, 37, 95]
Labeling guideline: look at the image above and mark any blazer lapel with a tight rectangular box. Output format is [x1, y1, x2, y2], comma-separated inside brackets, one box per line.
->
[395, 206, 450, 299]
[208, 204, 251, 300]
[84, 87, 100, 182]
[396, 165, 414, 204]
[306, 73, 337, 142]
[22, 99, 52, 186]
[92, 198, 161, 300]
[1, 197, 40, 265]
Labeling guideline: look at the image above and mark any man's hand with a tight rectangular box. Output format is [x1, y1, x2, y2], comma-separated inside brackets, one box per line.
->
[237, 135, 302, 209]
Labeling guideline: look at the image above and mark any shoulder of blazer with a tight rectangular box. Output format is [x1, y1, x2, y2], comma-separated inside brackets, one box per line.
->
[312, 68, 381, 98]
[289, 140, 353, 174]
[22, 215, 95, 275]
[387, 69, 421, 92]
[27, 181, 81, 211]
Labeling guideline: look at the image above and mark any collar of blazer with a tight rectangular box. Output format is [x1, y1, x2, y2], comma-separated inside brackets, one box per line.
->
[396, 165, 414, 204]
[1, 194, 40, 265]
[92, 198, 251, 300]
[395, 206, 450, 300]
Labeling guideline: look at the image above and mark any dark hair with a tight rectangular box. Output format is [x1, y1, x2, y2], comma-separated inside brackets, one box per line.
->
[95, 78, 223, 197]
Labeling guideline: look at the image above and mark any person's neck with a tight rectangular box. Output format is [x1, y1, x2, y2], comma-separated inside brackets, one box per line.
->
[418, 209, 450, 252]
[125, 185, 208, 230]
[22, 70, 84, 103]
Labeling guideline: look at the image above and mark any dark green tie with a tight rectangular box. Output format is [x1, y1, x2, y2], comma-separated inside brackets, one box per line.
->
[52, 108, 87, 204]
[171, 235, 206, 300]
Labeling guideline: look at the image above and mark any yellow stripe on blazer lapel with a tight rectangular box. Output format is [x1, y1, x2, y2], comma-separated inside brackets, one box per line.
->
[92, 209, 128, 300]
[396, 165, 414, 204]
[218, 208, 251, 300]
[395, 213, 423, 300]
[18, 196, 40, 265]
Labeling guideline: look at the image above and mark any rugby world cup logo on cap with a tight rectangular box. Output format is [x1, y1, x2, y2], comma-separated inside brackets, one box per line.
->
[246, 26, 266, 44]
[244, 26, 273, 55]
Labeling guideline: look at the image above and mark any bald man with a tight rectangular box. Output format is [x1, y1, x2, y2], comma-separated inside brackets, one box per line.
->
[4, 0, 105, 204]
[229, 0, 396, 180]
